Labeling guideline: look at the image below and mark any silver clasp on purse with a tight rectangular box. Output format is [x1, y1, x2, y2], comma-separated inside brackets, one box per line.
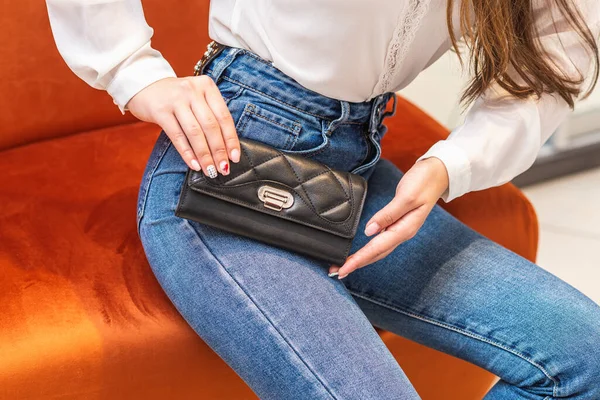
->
[258, 185, 294, 211]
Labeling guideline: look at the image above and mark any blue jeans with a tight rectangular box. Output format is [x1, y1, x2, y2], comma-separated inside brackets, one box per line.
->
[136, 46, 600, 399]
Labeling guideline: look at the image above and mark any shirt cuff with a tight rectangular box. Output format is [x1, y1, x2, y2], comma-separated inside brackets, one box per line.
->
[416, 139, 472, 202]
[105, 52, 177, 115]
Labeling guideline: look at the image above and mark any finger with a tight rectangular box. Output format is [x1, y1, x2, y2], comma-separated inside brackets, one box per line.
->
[190, 97, 230, 176]
[328, 254, 356, 277]
[202, 79, 241, 163]
[328, 264, 341, 277]
[173, 104, 217, 178]
[338, 207, 425, 278]
[364, 192, 418, 236]
[337, 231, 402, 278]
[155, 112, 201, 172]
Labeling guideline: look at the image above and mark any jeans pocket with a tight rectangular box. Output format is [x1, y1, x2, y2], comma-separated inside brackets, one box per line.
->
[235, 102, 301, 151]
[227, 89, 328, 156]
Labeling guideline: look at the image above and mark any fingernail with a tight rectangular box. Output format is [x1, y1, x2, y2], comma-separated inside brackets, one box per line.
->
[328, 271, 339, 278]
[206, 165, 218, 178]
[365, 222, 380, 236]
[220, 160, 229, 175]
[231, 149, 240, 163]
[191, 159, 201, 171]
[338, 274, 348, 280]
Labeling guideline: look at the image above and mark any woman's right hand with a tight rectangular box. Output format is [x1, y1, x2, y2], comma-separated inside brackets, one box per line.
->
[126, 76, 241, 178]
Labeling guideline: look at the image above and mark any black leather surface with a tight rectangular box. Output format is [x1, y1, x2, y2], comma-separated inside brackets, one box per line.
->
[186, 137, 368, 238]
[174, 137, 368, 265]
[175, 190, 353, 266]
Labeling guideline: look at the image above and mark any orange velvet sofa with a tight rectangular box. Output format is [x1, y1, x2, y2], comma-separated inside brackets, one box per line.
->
[0, 1, 539, 399]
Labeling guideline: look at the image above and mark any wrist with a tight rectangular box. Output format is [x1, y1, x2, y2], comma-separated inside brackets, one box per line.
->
[416, 157, 449, 199]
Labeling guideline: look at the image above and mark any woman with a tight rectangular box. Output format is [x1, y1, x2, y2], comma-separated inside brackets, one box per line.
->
[46, 1, 600, 398]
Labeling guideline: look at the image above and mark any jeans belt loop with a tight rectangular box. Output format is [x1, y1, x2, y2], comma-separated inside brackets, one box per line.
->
[368, 96, 382, 135]
[369, 92, 396, 135]
[382, 92, 398, 119]
[202, 44, 245, 84]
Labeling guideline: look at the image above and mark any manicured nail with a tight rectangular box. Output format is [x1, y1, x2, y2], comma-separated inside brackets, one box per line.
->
[338, 274, 348, 280]
[191, 159, 201, 171]
[365, 222, 380, 236]
[231, 149, 240, 163]
[220, 160, 229, 175]
[206, 165, 218, 178]
[328, 271, 339, 278]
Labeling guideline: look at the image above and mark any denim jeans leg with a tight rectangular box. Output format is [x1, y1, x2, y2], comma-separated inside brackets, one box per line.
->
[138, 141, 420, 400]
[342, 158, 600, 400]
[136, 130, 172, 237]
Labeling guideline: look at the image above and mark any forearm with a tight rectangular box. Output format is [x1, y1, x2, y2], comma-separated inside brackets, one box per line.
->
[45, 0, 176, 113]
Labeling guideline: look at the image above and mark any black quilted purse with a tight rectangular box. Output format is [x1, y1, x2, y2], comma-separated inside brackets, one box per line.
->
[174, 42, 368, 266]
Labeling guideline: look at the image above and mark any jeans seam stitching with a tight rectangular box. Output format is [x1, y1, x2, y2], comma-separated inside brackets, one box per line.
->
[239, 105, 299, 151]
[246, 105, 302, 134]
[180, 218, 338, 400]
[353, 139, 382, 175]
[288, 132, 331, 158]
[230, 48, 274, 67]
[352, 135, 377, 174]
[220, 75, 365, 124]
[346, 289, 560, 396]
[137, 136, 172, 234]
[223, 86, 245, 105]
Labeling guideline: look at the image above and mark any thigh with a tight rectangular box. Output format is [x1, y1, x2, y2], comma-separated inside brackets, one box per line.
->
[344, 158, 600, 399]
[137, 138, 420, 400]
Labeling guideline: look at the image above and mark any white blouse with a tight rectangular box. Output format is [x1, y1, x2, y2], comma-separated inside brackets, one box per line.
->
[45, 0, 600, 201]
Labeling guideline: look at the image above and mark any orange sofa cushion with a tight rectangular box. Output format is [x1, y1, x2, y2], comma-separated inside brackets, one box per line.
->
[0, 0, 210, 151]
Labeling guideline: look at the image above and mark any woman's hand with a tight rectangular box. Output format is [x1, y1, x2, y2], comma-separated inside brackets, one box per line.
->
[329, 157, 450, 279]
[126, 76, 240, 177]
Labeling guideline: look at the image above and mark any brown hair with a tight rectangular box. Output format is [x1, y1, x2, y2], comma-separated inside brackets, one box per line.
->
[447, 0, 599, 109]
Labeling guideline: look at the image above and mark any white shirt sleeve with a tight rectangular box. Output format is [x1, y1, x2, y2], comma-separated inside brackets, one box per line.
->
[417, 0, 600, 202]
[45, 0, 177, 114]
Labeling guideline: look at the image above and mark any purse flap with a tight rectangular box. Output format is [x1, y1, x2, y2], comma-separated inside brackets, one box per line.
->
[185, 137, 368, 239]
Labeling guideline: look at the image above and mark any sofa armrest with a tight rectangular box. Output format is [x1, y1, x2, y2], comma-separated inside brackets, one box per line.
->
[381, 95, 539, 262]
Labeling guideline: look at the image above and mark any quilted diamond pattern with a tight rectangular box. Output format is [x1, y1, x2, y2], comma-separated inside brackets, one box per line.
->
[186, 137, 368, 238]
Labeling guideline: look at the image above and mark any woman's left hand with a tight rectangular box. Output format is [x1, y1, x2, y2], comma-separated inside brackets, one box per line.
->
[329, 157, 450, 279]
